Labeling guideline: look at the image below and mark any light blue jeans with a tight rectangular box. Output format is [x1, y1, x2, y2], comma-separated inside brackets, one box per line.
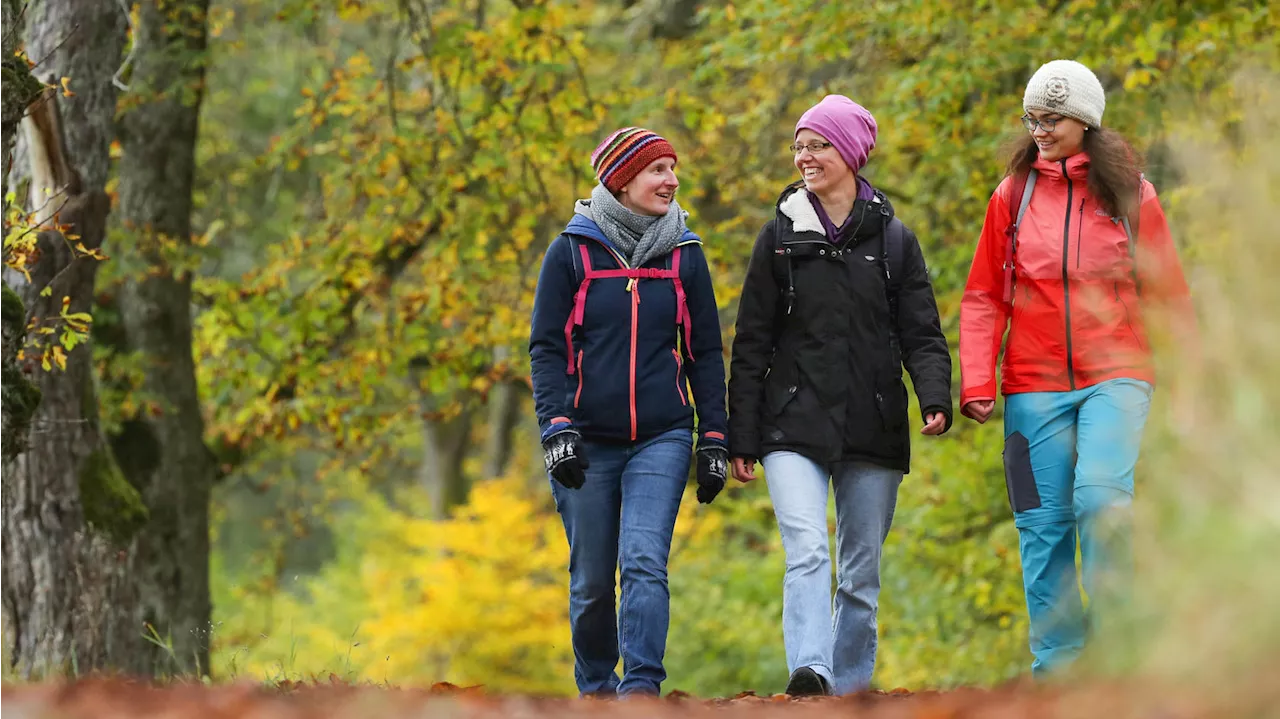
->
[1003, 378, 1152, 677]
[762, 451, 903, 695]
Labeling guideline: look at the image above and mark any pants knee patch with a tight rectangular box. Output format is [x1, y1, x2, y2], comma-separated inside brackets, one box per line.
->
[1004, 431, 1042, 513]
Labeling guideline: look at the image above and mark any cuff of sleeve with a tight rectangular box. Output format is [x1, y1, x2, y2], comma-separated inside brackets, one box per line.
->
[541, 419, 573, 441]
[959, 386, 997, 407]
[697, 431, 726, 449]
[727, 433, 759, 460]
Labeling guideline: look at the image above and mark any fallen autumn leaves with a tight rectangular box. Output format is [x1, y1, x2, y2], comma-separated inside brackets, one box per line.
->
[2, 677, 1264, 719]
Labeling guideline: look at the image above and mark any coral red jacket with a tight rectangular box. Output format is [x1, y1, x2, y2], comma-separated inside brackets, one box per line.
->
[960, 152, 1194, 412]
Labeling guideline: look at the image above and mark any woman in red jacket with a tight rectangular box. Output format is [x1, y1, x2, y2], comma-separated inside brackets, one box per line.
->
[959, 59, 1194, 677]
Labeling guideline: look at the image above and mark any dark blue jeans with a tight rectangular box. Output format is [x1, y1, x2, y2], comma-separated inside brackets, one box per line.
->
[550, 427, 692, 697]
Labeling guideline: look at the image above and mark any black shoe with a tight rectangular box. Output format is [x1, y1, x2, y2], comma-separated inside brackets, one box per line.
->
[785, 666, 830, 696]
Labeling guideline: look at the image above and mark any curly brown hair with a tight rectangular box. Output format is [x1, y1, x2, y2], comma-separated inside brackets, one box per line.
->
[1004, 126, 1146, 218]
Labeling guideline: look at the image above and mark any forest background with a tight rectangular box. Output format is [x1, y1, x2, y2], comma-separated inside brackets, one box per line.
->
[2, 0, 1278, 701]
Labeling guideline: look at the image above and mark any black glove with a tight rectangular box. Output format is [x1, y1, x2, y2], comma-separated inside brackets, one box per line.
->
[695, 445, 729, 504]
[543, 428, 589, 490]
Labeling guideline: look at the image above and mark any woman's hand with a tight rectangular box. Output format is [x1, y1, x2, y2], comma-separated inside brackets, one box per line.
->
[731, 457, 758, 483]
[921, 412, 947, 435]
[962, 400, 996, 424]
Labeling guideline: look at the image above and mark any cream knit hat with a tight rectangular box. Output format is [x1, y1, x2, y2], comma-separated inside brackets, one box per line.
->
[1023, 60, 1106, 128]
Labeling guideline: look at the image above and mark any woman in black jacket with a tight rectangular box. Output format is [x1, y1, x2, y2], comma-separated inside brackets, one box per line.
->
[727, 95, 952, 696]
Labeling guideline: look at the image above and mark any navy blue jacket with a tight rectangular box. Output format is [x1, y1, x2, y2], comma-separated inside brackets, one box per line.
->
[529, 215, 727, 446]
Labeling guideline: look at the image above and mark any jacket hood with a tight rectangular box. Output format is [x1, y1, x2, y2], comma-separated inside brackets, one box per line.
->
[776, 180, 895, 240]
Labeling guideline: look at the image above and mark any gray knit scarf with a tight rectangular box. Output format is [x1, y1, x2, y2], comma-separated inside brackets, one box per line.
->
[574, 183, 688, 268]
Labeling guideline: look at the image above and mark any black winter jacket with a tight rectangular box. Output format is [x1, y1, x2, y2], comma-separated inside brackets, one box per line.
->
[727, 183, 952, 473]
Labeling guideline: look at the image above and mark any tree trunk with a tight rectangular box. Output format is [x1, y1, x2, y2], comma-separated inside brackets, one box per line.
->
[481, 346, 523, 479]
[649, 0, 705, 39]
[408, 355, 477, 517]
[1, 1, 43, 461]
[1, 0, 147, 679]
[420, 408, 475, 518]
[113, 0, 216, 677]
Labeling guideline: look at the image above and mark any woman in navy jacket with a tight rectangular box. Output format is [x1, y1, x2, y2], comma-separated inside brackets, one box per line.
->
[528, 127, 729, 698]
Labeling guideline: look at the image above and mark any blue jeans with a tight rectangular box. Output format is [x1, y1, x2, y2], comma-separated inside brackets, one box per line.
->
[549, 427, 692, 697]
[1003, 378, 1152, 678]
[762, 452, 903, 695]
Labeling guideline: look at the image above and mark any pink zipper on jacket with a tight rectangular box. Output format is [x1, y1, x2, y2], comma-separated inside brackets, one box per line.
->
[629, 278, 640, 440]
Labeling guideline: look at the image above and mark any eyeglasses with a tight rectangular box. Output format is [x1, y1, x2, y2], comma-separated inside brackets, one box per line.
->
[789, 140, 834, 155]
[1021, 114, 1061, 133]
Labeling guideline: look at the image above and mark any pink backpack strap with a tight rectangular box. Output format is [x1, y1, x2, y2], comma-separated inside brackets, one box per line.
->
[565, 242, 695, 374]
[563, 242, 597, 375]
[669, 247, 694, 361]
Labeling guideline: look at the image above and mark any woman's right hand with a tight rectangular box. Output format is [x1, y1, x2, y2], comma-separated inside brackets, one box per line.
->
[731, 457, 758, 483]
[962, 400, 996, 424]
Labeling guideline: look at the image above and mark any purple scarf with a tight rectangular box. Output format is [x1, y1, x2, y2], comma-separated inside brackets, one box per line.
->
[807, 176, 874, 243]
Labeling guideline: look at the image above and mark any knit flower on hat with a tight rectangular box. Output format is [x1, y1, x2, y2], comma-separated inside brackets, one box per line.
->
[1043, 76, 1071, 109]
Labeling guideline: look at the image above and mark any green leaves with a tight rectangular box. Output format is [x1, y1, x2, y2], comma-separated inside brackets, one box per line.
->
[196, 0, 1278, 692]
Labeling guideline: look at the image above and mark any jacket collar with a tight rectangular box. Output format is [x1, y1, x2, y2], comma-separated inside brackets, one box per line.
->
[1033, 151, 1090, 181]
[777, 184, 893, 239]
[778, 186, 826, 236]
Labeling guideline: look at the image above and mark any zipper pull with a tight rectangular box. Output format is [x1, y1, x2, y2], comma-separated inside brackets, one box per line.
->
[626, 278, 636, 292]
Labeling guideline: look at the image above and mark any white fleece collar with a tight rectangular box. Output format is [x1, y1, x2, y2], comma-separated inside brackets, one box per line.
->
[779, 188, 825, 235]
[779, 187, 884, 237]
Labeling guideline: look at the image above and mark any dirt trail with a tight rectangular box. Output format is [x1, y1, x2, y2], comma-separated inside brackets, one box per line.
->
[2, 678, 1259, 719]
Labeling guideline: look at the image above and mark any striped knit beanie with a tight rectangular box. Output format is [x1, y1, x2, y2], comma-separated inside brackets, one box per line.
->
[590, 127, 678, 193]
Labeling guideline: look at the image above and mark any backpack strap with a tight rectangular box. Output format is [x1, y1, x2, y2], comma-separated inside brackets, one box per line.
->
[880, 217, 908, 348]
[1003, 168, 1038, 304]
[669, 247, 695, 361]
[564, 240, 596, 375]
[1117, 173, 1144, 296]
[568, 235, 585, 284]
[769, 219, 798, 316]
[563, 240, 693, 374]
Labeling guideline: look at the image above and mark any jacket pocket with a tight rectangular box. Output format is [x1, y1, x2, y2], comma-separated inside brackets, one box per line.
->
[874, 375, 908, 432]
[1003, 431, 1042, 513]
[1114, 282, 1147, 351]
[765, 374, 800, 418]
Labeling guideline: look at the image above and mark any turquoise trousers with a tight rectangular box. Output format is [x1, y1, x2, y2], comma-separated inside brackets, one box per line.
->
[1003, 378, 1152, 677]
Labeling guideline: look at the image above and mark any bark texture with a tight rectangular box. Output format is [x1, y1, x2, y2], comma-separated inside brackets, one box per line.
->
[1, 0, 147, 679]
[113, 0, 217, 676]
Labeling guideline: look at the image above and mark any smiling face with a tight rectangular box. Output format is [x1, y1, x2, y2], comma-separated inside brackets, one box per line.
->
[793, 128, 855, 197]
[1025, 109, 1087, 162]
[618, 157, 678, 216]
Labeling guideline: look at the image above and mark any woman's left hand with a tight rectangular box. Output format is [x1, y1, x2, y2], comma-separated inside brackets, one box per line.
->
[920, 412, 946, 435]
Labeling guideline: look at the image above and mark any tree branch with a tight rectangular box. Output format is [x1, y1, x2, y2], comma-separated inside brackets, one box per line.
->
[111, 0, 134, 91]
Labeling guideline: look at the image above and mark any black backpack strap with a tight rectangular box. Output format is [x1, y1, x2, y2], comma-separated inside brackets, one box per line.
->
[767, 218, 798, 315]
[566, 234, 585, 284]
[880, 217, 907, 348]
